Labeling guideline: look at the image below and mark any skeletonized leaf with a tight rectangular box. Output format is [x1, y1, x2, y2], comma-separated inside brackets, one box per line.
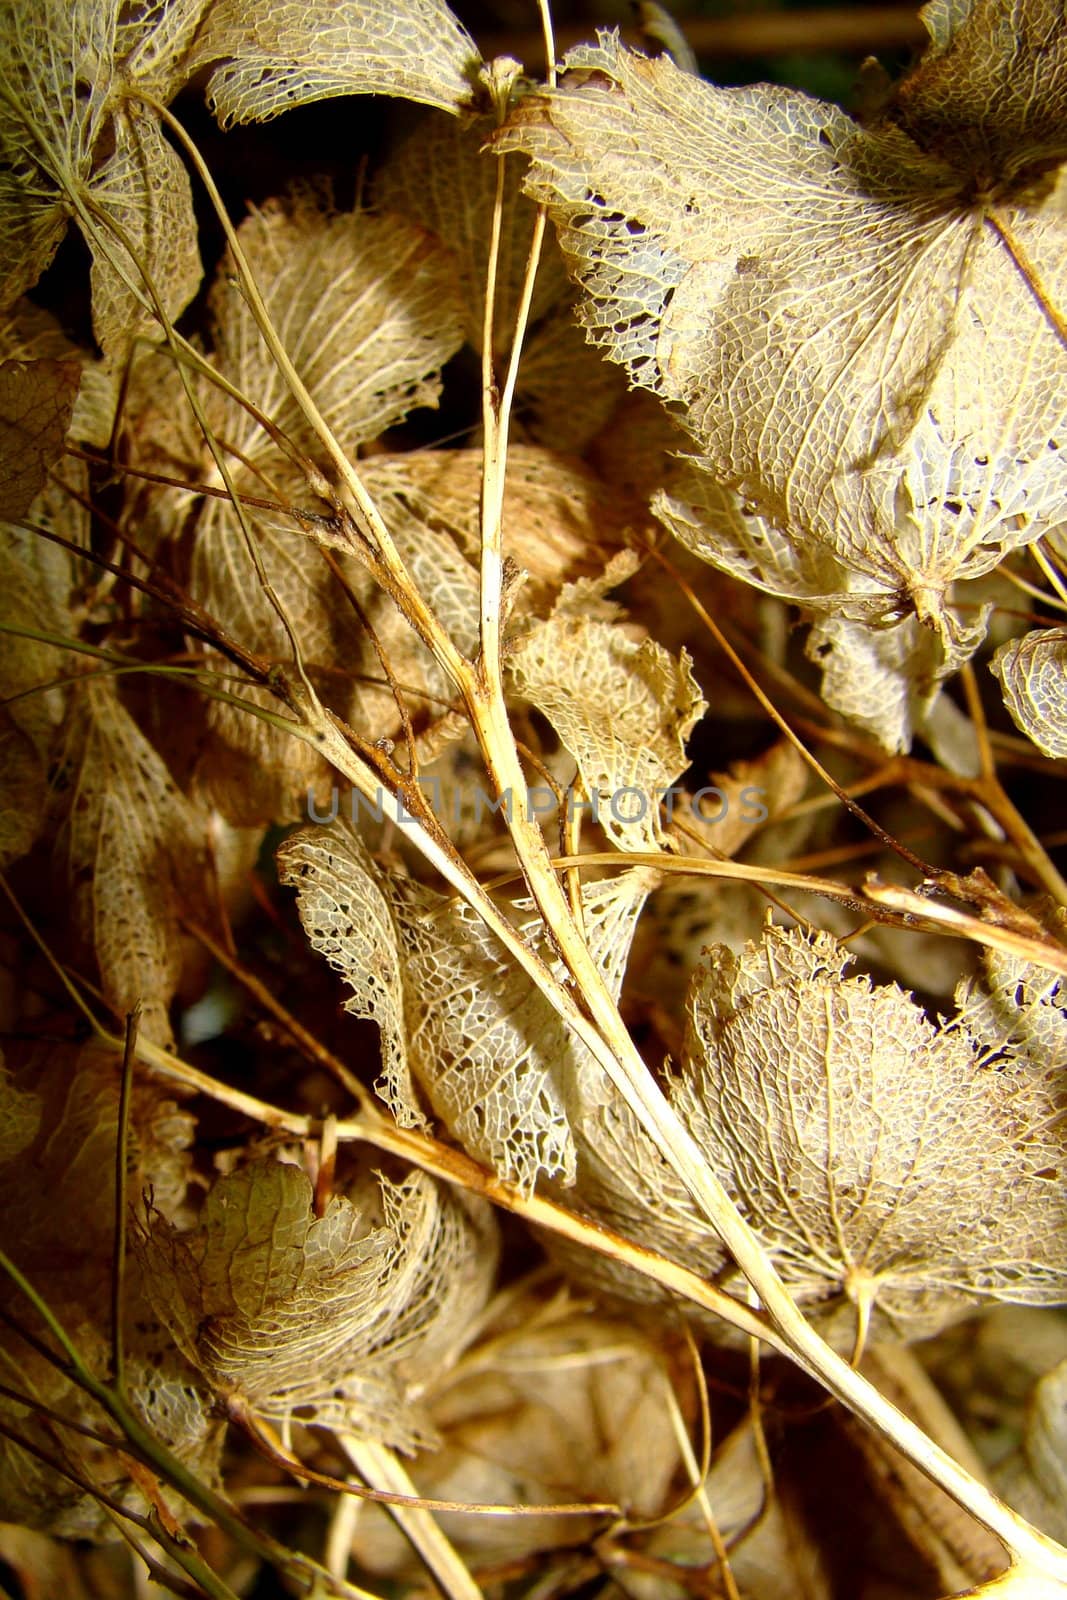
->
[206, 191, 466, 462]
[0, 0, 204, 359]
[992, 626, 1067, 759]
[954, 902, 1067, 1076]
[496, 14, 1067, 746]
[0, 1040, 215, 1537]
[114, 0, 210, 101]
[171, 193, 465, 817]
[50, 677, 212, 1047]
[0, 0, 110, 307]
[358, 445, 637, 618]
[804, 606, 986, 751]
[0, 358, 81, 520]
[394, 865, 657, 1191]
[87, 107, 202, 360]
[677, 923, 1067, 1346]
[280, 818, 656, 1191]
[374, 112, 571, 355]
[507, 615, 705, 851]
[189, 0, 482, 126]
[138, 1159, 496, 1448]
[277, 822, 427, 1131]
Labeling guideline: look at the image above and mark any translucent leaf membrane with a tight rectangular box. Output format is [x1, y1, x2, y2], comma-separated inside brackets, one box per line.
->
[49, 677, 213, 1048]
[205, 190, 467, 464]
[636, 1419, 833, 1600]
[992, 626, 1067, 758]
[0, 358, 81, 520]
[677, 924, 1067, 1347]
[495, 9, 1067, 749]
[139, 190, 466, 820]
[279, 819, 656, 1192]
[188, 0, 482, 126]
[0, 0, 205, 360]
[349, 1300, 684, 1576]
[0, 300, 116, 448]
[137, 1158, 497, 1448]
[86, 106, 202, 359]
[995, 1358, 1067, 1544]
[507, 616, 706, 852]
[374, 112, 572, 357]
[357, 445, 638, 619]
[0, 1041, 220, 1536]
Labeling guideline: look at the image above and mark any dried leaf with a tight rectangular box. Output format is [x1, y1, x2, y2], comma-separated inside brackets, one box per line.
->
[804, 606, 988, 752]
[0, 0, 205, 359]
[280, 818, 656, 1191]
[496, 14, 1067, 746]
[350, 1301, 684, 1575]
[953, 902, 1067, 1077]
[637, 1419, 833, 1600]
[0, 358, 81, 520]
[996, 1358, 1067, 1545]
[0, 300, 116, 448]
[373, 110, 629, 448]
[115, 0, 210, 101]
[166, 191, 465, 817]
[138, 1158, 496, 1448]
[50, 678, 212, 1048]
[510, 306, 626, 451]
[87, 106, 202, 360]
[278, 821, 428, 1132]
[358, 445, 637, 618]
[0, 717, 45, 867]
[189, 0, 482, 127]
[507, 615, 706, 851]
[676, 923, 1067, 1345]
[205, 190, 466, 462]
[0, 0, 109, 307]
[0, 1040, 215, 1536]
[992, 626, 1067, 758]
[374, 112, 571, 354]
[387, 865, 655, 1189]
[0, 526, 71, 755]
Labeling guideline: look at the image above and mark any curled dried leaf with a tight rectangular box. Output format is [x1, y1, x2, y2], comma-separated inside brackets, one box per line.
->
[280, 818, 656, 1191]
[496, 12, 1067, 747]
[507, 615, 706, 852]
[189, 0, 482, 126]
[350, 1299, 685, 1575]
[992, 626, 1067, 759]
[995, 1358, 1067, 1544]
[137, 1158, 496, 1449]
[678, 924, 1067, 1346]
[49, 678, 213, 1048]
